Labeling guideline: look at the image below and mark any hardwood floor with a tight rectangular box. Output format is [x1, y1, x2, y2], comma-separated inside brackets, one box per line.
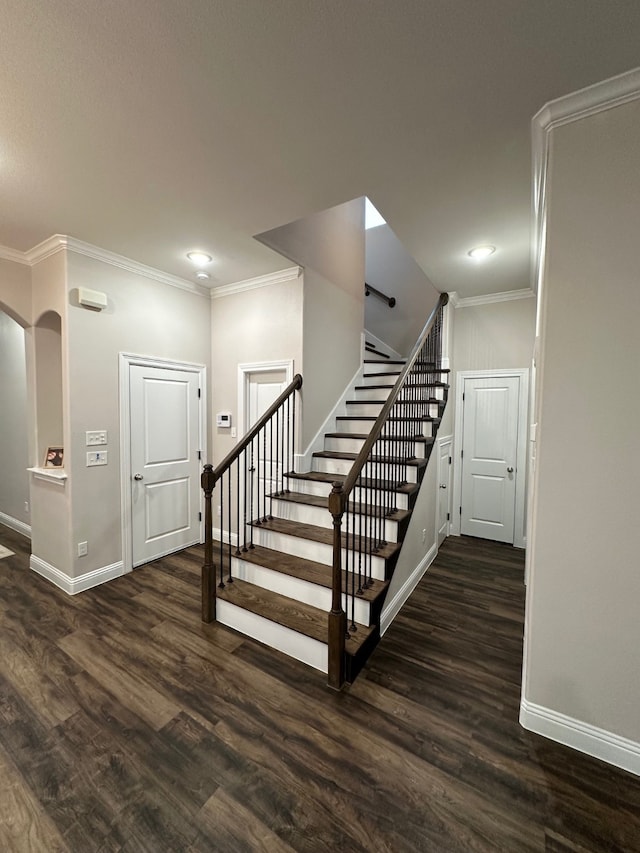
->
[1, 524, 639, 852]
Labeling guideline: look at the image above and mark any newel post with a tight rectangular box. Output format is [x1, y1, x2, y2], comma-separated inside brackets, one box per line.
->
[201, 463, 216, 623]
[327, 482, 347, 690]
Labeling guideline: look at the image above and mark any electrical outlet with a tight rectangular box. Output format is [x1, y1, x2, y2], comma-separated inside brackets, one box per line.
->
[87, 451, 108, 466]
[77, 541, 88, 557]
[86, 430, 108, 446]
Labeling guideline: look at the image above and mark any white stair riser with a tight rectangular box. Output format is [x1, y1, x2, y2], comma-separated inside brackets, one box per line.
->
[363, 362, 405, 374]
[217, 599, 328, 673]
[284, 478, 412, 510]
[313, 456, 420, 482]
[352, 386, 394, 401]
[324, 435, 427, 458]
[269, 499, 401, 543]
[346, 402, 441, 418]
[251, 527, 387, 580]
[336, 418, 435, 438]
[230, 558, 371, 624]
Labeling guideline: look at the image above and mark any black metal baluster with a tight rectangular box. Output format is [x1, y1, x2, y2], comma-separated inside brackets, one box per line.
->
[218, 476, 225, 588]
[262, 423, 268, 522]
[235, 457, 241, 556]
[227, 467, 233, 582]
[269, 415, 274, 519]
[255, 425, 261, 527]
[242, 449, 248, 552]
[249, 440, 255, 549]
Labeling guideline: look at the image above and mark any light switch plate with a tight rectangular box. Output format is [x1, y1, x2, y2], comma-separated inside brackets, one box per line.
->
[87, 451, 108, 466]
[86, 430, 107, 446]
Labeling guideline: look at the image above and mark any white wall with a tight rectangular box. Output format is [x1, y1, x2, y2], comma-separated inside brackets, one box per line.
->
[0, 311, 30, 529]
[365, 224, 440, 355]
[65, 252, 211, 578]
[257, 198, 365, 449]
[453, 297, 536, 372]
[523, 98, 640, 752]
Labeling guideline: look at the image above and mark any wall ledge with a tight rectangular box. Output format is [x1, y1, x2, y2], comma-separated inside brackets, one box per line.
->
[520, 697, 640, 778]
[28, 466, 68, 486]
[30, 554, 126, 595]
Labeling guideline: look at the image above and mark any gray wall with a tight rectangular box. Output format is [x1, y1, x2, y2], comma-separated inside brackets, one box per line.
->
[258, 198, 365, 449]
[365, 224, 440, 355]
[65, 252, 212, 578]
[524, 98, 640, 744]
[453, 297, 537, 371]
[0, 311, 30, 528]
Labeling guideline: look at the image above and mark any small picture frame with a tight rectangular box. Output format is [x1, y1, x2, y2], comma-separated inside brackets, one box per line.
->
[44, 446, 64, 468]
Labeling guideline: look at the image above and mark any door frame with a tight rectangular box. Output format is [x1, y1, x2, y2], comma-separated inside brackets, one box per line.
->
[237, 360, 294, 436]
[451, 368, 529, 548]
[119, 353, 207, 574]
[435, 434, 453, 546]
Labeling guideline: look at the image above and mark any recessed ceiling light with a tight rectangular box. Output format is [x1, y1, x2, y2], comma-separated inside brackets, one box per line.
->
[195, 271, 210, 281]
[467, 245, 496, 260]
[186, 251, 212, 266]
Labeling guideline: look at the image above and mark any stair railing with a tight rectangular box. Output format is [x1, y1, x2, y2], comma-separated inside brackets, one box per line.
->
[201, 374, 303, 623]
[365, 282, 396, 308]
[327, 293, 448, 689]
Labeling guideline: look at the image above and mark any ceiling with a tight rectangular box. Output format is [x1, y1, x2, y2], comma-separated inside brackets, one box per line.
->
[1, 1, 639, 298]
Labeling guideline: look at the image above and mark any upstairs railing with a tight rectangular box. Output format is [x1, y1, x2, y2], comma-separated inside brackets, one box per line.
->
[201, 374, 303, 623]
[327, 292, 448, 688]
[365, 282, 396, 308]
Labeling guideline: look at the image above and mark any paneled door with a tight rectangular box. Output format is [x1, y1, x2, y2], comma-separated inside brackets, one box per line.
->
[129, 364, 201, 567]
[460, 376, 520, 543]
[436, 438, 452, 547]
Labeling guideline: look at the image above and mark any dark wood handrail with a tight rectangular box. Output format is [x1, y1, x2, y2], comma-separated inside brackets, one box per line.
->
[365, 283, 396, 308]
[341, 293, 448, 501]
[210, 374, 303, 485]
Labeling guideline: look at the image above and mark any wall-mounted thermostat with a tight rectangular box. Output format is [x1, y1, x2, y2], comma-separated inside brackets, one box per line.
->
[216, 411, 232, 428]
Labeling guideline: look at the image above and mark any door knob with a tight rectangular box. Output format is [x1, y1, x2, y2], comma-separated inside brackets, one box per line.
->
[507, 467, 514, 474]
[439, 484, 447, 489]
[134, 473, 143, 481]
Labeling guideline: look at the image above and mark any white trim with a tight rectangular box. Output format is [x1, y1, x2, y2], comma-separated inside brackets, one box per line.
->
[212, 528, 239, 547]
[237, 359, 294, 439]
[380, 543, 437, 636]
[295, 362, 363, 471]
[532, 67, 640, 298]
[454, 289, 535, 308]
[27, 466, 68, 486]
[211, 266, 302, 299]
[0, 244, 30, 265]
[119, 353, 207, 574]
[520, 698, 640, 779]
[448, 291, 460, 308]
[30, 554, 126, 595]
[451, 369, 529, 548]
[0, 511, 31, 538]
[22, 235, 210, 297]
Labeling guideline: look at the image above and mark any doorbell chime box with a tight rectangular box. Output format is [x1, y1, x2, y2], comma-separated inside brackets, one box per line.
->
[216, 412, 232, 428]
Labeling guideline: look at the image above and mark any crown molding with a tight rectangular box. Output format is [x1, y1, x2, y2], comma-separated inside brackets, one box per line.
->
[454, 288, 535, 309]
[21, 235, 210, 297]
[531, 66, 640, 296]
[211, 266, 302, 300]
[0, 244, 30, 265]
[448, 291, 460, 308]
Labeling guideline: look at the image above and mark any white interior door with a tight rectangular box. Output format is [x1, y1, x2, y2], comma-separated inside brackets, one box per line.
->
[436, 439, 452, 547]
[460, 376, 520, 543]
[245, 369, 288, 504]
[130, 364, 201, 567]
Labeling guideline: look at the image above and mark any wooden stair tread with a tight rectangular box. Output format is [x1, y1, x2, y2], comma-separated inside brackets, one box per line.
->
[313, 450, 427, 468]
[285, 470, 419, 495]
[336, 415, 441, 424]
[363, 359, 405, 365]
[362, 371, 401, 378]
[354, 382, 448, 390]
[251, 516, 401, 560]
[325, 431, 433, 444]
[212, 541, 387, 602]
[270, 490, 411, 523]
[217, 578, 374, 654]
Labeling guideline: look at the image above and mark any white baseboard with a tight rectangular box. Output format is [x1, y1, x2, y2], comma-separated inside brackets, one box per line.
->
[212, 527, 239, 547]
[30, 555, 126, 595]
[0, 510, 31, 539]
[520, 698, 640, 778]
[380, 542, 438, 635]
[295, 363, 364, 471]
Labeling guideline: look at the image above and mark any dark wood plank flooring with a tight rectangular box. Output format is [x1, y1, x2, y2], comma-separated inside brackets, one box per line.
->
[1, 524, 639, 852]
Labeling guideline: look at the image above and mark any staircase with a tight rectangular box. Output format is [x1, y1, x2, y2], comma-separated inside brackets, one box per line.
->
[201, 293, 449, 688]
